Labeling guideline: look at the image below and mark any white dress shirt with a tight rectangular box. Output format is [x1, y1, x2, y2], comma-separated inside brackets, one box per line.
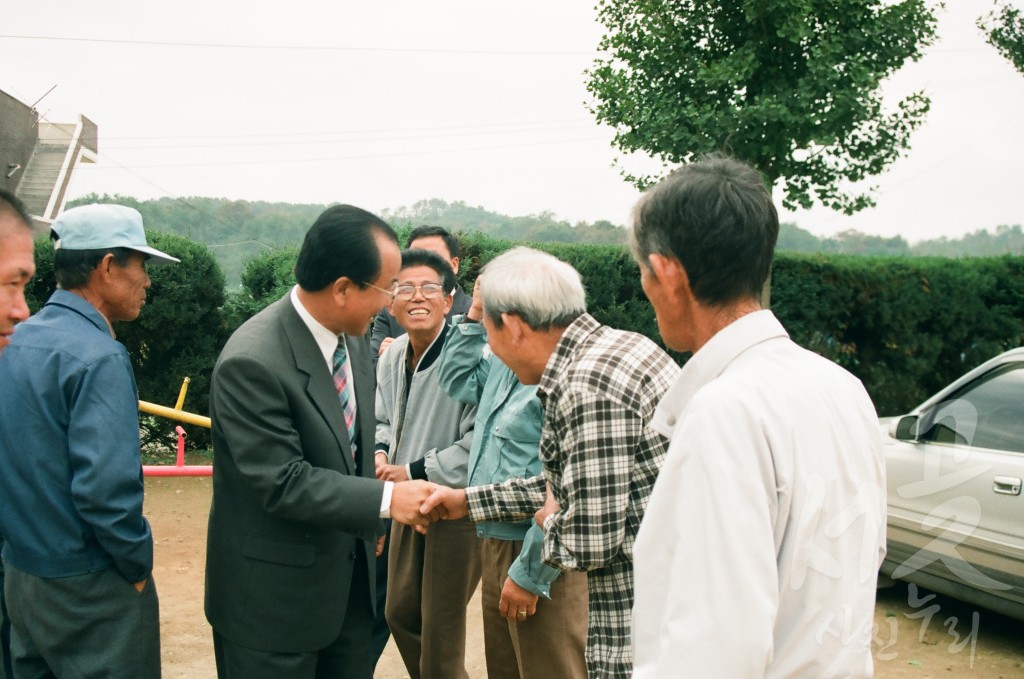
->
[632, 310, 886, 678]
[290, 287, 393, 516]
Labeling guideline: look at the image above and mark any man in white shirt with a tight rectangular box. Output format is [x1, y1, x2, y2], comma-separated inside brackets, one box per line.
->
[628, 156, 886, 678]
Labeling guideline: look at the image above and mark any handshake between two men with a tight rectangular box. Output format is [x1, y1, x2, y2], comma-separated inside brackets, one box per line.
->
[386, 481, 560, 535]
[386, 483, 466, 532]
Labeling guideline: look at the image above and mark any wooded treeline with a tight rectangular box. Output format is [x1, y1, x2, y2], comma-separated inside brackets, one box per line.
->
[67, 194, 1024, 287]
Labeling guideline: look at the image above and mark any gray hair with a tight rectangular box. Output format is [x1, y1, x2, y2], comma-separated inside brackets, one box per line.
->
[481, 247, 586, 331]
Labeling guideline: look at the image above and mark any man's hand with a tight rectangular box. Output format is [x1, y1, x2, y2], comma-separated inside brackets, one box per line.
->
[377, 463, 409, 482]
[467, 277, 484, 322]
[390, 480, 436, 530]
[534, 483, 560, 529]
[419, 486, 469, 522]
[499, 576, 539, 623]
[375, 533, 386, 557]
[133, 577, 148, 593]
[378, 337, 395, 356]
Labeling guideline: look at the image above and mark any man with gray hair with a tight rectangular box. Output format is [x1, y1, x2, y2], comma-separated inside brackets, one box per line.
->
[422, 247, 678, 679]
[628, 156, 885, 678]
[0, 204, 179, 678]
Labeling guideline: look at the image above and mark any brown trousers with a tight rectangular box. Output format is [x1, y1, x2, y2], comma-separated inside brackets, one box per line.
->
[479, 537, 589, 679]
[386, 517, 482, 679]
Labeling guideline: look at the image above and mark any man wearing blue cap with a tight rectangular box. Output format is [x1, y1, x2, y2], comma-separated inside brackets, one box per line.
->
[0, 203, 178, 678]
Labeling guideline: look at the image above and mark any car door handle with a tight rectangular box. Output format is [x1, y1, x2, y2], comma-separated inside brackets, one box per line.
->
[993, 476, 1022, 496]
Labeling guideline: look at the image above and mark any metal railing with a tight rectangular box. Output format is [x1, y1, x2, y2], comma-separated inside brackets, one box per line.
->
[140, 377, 212, 477]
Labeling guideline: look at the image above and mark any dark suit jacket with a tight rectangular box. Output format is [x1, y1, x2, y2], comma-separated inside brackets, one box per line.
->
[205, 295, 384, 653]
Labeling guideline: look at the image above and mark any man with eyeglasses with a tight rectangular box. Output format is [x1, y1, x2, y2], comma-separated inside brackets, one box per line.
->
[367, 225, 470, 669]
[374, 248, 480, 679]
[370, 225, 470, 364]
[205, 205, 440, 679]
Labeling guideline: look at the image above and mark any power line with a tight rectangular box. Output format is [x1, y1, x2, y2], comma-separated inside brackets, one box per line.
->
[94, 123, 595, 151]
[74, 134, 610, 170]
[0, 34, 596, 57]
[879, 108, 1024, 193]
[89, 118, 593, 141]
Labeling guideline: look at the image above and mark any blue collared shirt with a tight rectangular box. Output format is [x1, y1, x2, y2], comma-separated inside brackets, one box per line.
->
[436, 315, 560, 598]
[0, 290, 153, 581]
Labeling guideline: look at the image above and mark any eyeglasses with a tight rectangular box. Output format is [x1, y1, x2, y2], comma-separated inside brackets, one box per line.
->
[393, 283, 445, 300]
[362, 281, 400, 299]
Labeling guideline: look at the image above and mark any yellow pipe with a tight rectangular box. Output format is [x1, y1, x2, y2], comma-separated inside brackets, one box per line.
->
[139, 400, 211, 429]
[174, 377, 191, 411]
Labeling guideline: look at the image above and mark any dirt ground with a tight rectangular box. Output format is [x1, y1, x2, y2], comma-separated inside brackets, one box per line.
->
[147, 476, 1024, 678]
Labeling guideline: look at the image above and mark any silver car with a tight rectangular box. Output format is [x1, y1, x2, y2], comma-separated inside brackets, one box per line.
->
[880, 347, 1024, 621]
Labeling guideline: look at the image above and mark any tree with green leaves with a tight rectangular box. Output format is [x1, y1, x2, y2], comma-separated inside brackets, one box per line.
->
[979, 2, 1024, 74]
[586, 0, 939, 214]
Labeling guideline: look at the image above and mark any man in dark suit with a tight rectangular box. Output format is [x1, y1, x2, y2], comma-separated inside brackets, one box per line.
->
[205, 204, 437, 679]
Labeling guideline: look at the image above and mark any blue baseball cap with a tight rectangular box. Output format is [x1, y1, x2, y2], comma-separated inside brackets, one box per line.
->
[52, 204, 180, 265]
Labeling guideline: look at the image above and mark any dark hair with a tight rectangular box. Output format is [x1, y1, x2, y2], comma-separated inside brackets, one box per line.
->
[52, 240, 135, 290]
[400, 248, 457, 295]
[406, 225, 459, 259]
[630, 155, 779, 306]
[295, 205, 398, 292]
[0, 189, 32, 230]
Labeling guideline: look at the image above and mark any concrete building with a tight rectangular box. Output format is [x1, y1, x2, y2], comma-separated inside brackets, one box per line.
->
[1, 88, 98, 232]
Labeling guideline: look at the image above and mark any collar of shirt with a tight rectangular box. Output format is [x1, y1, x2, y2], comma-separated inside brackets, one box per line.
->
[403, 321, 449, 374]
[290, 285, 343, 372]
[650, 309, 788, 438]
[46, 289, 115, 338]
[537, 312, 600, 401]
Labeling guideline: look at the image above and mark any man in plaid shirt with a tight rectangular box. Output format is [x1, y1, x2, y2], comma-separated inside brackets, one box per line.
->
[421, 247, 678, 678]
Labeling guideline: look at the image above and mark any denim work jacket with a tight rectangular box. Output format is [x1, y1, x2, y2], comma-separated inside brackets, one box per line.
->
[0, 290, 153, 582]
[436, 315, 560, 598]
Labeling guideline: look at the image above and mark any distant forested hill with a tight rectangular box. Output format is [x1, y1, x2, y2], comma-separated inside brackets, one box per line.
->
[67, 194, 1023, 287]
[777, 222, 1024, 257]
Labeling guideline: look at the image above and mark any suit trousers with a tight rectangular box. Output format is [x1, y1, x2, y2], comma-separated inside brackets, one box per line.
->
[479, 537, 589, 679]
[386, 517, 482, 679]
[5, 563, 160, 679]
[212, 550, 374, 679]
[369, 521, 391, 670]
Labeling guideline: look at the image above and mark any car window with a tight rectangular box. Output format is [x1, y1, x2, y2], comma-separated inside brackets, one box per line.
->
[918, 361, 1024, 454]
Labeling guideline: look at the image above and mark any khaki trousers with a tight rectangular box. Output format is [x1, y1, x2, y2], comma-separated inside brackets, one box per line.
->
[479, 537, 589, 679]
[386, 517, 481, 679]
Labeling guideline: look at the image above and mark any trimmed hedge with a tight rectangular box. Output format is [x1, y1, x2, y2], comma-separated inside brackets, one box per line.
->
[772, 254, 1024, 413]
[25, 223, 1013, 440]
[232, 235, 1024, 417]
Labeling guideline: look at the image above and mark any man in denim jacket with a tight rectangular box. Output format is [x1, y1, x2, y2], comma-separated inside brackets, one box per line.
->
[436, 277, 587, 679]
[0, 204, 178, 678]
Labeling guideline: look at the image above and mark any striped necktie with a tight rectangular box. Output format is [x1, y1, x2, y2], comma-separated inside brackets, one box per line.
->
[332, 339, 358, 456]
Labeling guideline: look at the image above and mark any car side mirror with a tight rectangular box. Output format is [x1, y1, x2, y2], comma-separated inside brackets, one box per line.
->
[891, 415, 920, 441]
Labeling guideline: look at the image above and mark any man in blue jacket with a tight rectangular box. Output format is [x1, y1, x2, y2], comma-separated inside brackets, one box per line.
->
[436, 276, 588, 679]
[0, 204, 178, 678]
[0, 189, 35, 679]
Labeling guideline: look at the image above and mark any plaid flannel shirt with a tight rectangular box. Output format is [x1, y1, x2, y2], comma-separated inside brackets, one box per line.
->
[466, 313, 678, 678]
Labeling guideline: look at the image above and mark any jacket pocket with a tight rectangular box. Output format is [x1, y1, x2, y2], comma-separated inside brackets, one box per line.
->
[242, 535, 316, 567]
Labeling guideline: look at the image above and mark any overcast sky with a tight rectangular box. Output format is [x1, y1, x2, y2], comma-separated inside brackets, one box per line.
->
[2, 1, 1022, 244]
